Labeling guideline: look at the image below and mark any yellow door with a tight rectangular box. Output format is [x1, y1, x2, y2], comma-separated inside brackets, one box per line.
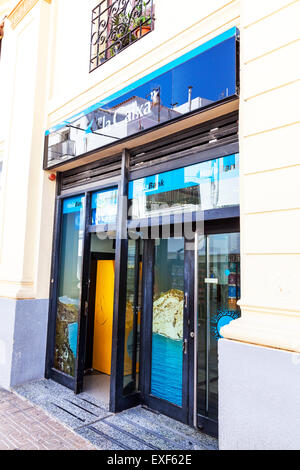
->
[92, 260, 115, 375]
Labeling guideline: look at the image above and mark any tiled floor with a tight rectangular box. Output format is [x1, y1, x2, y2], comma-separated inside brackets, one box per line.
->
[0, 388, 94, 450]
[84, 373, 110, 405]
[14, 379, 218, 450]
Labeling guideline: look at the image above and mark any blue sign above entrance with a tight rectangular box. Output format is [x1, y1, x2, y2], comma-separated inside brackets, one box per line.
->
[45, 28, 239, 169]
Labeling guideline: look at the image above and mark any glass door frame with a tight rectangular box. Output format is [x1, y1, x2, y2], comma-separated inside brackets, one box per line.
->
[193, 218, 240, 437]
[45, 191, 90, 392]
[45, 150, 144, 413]
[139, 235, 195, 424]
[138, 218, 240, 430]
[45, 177, 123, 397]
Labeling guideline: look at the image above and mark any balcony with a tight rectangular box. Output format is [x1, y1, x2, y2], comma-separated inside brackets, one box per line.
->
[48, 140, 76, 165]
[90, 0, 154, 72]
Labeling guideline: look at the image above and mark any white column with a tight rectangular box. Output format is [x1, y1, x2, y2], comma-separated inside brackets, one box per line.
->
[0, 0, 55, 300]
[221, 0, 300, 353]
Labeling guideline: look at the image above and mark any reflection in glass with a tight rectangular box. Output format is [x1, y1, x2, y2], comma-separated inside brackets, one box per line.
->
[91, 187, 118, 226]
[123, 239, 143, 395]
[197, 233, 240, 420]
[129, 154, 239, 219]
[46, 31, 238, 167]
[151, 238, 184, 407]
[54, 195, 85, 376]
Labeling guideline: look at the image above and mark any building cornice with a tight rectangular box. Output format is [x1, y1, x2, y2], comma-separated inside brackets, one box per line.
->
[7, 0, 51, 29]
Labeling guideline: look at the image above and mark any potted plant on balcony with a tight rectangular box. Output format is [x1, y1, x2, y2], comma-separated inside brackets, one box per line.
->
[109, 9, 136, 57]
[108, 1, 153, 58]
[132, 1, 152, 38]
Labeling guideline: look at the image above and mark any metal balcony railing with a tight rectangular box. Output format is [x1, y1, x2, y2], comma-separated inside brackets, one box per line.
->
[90, 0, 154, 72]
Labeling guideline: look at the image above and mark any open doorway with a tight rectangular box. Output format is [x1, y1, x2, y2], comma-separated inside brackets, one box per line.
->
[83, 234, 116, 405]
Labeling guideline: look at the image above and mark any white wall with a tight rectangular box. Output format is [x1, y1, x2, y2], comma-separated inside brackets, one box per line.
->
[222, 0, 300, 357]
[0, 1, 56, 299]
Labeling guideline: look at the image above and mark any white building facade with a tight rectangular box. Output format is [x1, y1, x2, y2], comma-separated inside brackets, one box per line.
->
[0, 0, 299, 450]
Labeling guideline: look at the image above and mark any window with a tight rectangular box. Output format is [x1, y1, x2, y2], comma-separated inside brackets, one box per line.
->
[128, 154, 240, 220]
[91, 187, 118, 226]
[54, 196, 85, 376]
[90, 0, 154, 71]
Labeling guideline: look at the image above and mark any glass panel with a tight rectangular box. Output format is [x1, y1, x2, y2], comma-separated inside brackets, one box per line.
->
[91, 187, 118, 226]
[128, 154, 239, 219]
[123, 239, 143, 395]
[90, 233, 116, 253]
[46, 30, 238, 167]
[54, 195, 85, 376]
[197, 233, 241, 420]
[151, 238, 184, 406]
[197, 236, 207, 417]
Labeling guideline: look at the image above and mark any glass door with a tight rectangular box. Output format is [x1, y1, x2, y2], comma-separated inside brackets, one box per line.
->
[47, 194, 86, 390]
[141, 237, 191, 423]
[151, 238, 185, 407]
[196, 232, 240, 435]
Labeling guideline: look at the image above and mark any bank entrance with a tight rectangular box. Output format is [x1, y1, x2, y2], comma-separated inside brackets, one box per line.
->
[45, 113, 240, 437]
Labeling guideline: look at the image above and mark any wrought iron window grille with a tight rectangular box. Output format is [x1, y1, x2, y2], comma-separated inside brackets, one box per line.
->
[90, 0, 154, 72]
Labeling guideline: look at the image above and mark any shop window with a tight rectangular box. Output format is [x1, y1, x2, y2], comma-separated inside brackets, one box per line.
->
[90, 0, 155, 72]
[54, 195, 85, 376]
[91, 187, 118, 226]
[128, 154, 240, 220]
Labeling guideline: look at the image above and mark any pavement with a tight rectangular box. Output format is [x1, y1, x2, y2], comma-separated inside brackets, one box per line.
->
[9, 379, 218, 451]
[0, 387, 94, 450]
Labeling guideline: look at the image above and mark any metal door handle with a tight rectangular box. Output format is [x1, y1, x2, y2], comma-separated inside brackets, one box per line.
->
[183, 339, 188, 355]
[185, 293, 188, 308]
[84, 300, 88, 316]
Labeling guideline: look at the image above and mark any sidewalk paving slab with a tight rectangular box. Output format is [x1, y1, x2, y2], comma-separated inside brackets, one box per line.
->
[13, 379, 218, 451]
